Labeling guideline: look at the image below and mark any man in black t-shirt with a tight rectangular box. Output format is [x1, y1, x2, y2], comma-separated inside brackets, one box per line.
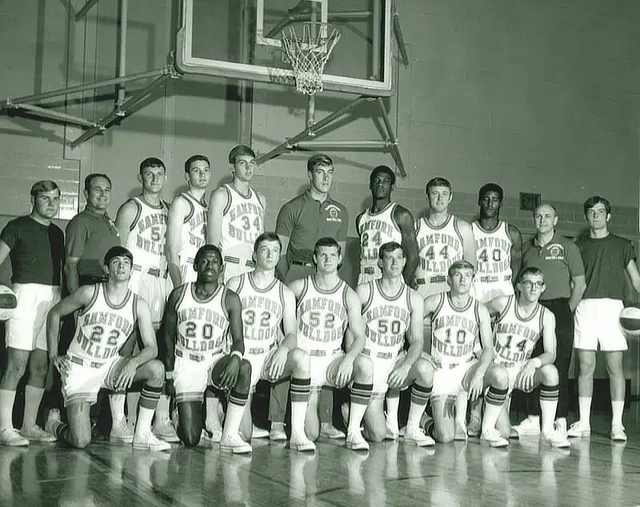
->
[568, 196, 640, 442]
[0, 181, 64, 446]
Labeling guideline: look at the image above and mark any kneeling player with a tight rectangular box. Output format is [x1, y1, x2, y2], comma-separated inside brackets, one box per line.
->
[356, 242, 433, 446]
[163, 245, 252, 453]
[486, 267, 569, 448]
[227, 233, 315, 451]
[45, 246, 169, 451]
[290, 238, 374, 451]
[423, 261, 510, 447]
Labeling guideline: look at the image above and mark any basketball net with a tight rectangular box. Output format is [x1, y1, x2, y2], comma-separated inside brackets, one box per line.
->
[281, 22, 341, 95]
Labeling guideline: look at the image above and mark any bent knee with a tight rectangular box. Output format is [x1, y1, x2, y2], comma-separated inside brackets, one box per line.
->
[239, 359, 252, 377]
[353, 355, 373, 378]
[290, 348, 309, 372]
[540, 364, 558, 385]
[487, 365, 509, 389]
[147, 360, 165, 384]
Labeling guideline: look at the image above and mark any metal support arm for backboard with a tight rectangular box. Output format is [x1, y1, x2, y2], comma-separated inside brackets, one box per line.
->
[256, 96, 406, 177]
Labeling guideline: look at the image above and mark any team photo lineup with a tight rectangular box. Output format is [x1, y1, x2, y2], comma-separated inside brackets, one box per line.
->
[2, 145, 639, 458]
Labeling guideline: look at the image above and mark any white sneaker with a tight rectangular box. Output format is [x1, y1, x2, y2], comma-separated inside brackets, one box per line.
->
[220, 433, 252, 454]
[152, 418, 180, 443]
[110, 418, 134, 444]
[345, 430, 369, 451]
[0, 428, 29, 447]
[404, 427, 435, 447]
[20, 425, 57, 443]
[289, 431, 316, 452]
[320, 422, 346, 440]
[554, 418, 567, 438]
[611, 424, 627, 442]
[454, 420, 468, 441]
[543, 430, 570, 448]
[385, 417, 400, 441]
[133, 432, 171, 451]
[269, 422, 287, 442]
[567, 420, 590, 438]
[513, 415, 541, 436]
[252, 425, 270, 439]
[481, 428, 509, 448]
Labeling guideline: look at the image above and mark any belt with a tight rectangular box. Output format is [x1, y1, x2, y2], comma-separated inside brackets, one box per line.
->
[361, 266, 376, 275]
[133, 264, 168, 279]
[479, 274, 512, 283]
[224, 256, 255, 268]
[247, 347, 268, 355]
[290, 260, 313, 267]
[69, 355, 104, 369]
[175, 348, 212, 362]
[362, 348, 394, 360]
[308, 348, 341, 357]
[415, 275, 447, 285]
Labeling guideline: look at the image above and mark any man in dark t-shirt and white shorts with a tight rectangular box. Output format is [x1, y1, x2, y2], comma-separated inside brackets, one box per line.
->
[568, 196, 640, 442]
[0, 181, 64, 446]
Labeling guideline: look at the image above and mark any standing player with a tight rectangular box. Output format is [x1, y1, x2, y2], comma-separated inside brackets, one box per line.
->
[166, 155, 210, 287]
[114, 157, 178, 443]
[357, 242, 433, 446]
[472, 183, 522, 303]
[0, 181, 63, 446]
[207, 145, 265, 283]
[569, 196, 640, 441]
[289, 237, 374, 450]
[485, 267, 570, 447]
[414, 177, 476, 299]
[227, 233, 315, 451]
[423, 261, 509, 447]
[356, 165, 418, 285]
[44, 246, 169, 451]
[162, 245, 253, 453]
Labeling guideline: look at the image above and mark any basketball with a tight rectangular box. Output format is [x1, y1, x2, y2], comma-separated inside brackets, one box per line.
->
[0, 285, 17, 321]
[619, 307, 640, 336]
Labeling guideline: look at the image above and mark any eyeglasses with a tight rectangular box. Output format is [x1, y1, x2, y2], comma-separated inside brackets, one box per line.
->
[520, 281, 544, 289]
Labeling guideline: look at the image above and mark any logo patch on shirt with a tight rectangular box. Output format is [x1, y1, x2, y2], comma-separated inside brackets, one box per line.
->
[325, 204, 343, 223]
[545, 243, 565, 261]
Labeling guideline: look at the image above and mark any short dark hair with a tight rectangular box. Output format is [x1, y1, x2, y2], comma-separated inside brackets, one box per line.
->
[448, 260, 475, 277]
[583, 195, 611, 216]
[254, 232, 282, 253]
[313, 237, 341, 257]
[517, 266, 544, 284]
[228, 145, 256, 165]
[104, 246, 133, 266]
[307, 153, 333, 173]
[139, 157, 165, 175]
[184, 154, 210, 174]
[370, 165, 395, 186]
[478, 183, 503, 202]
[85, 173, 111, 192]
[379, 241, 404, 260]
[426, 177, 452, 194]
[194, 244, 223, 265]
[30, 180, 60, 198]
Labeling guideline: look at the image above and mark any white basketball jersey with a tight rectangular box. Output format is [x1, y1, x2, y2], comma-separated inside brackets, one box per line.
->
[175, 283, 228, 356]
[415, 215, 464, 297]
[178, 192, 208, 266]
[235, 272, 285, 356]
[493, 296, 544, 368]
[362, 280, 412, 361]
[125, 196, 169, 270]
[297, 276, 349, 355]
[430, 294, 479, 368]
[472, 221, 514, 302]
[357, 203, 402, 284]
[68, 284, 137, 363]
[219, 184, 264, 264]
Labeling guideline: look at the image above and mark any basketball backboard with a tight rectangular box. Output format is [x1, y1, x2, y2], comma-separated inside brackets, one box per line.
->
[176, 0, 394, 96]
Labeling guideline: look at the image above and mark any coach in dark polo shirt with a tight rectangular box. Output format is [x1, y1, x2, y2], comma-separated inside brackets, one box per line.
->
[276, 153, 348, 284]
[514, 202, 586, 436]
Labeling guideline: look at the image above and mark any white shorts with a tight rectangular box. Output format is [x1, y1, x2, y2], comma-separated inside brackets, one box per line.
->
[415, 275, 449, 300]
[223, 257, 255, 283]
[308, 349, 345, 389]
[173, 350, 226, 403]
[501, 362, 536, 393]
[430, 358, 477, 401]
[357, 269, 381, 286]
[62, 355, 126, 406]
[472, 279, 513, 303]
[129, 267, 171, 329]
[367, 349, 406, 395]
[574, 298, 627, 351]
[6, 283, 61, 352]
[246, 346, 278, 390]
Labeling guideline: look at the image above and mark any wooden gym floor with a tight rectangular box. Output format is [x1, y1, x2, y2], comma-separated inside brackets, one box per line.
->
[4, 406, 640, 507]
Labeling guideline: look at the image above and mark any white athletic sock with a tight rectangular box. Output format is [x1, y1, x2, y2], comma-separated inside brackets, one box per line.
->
[109, 393, 127, 423]
[386, 395, 400, 431]
[611, 400, 624, 427]
[0, 389, 16, 429]
[290, 401, 307, 436]
[205, 396, 223, 431]
[347, 402, 367, 434]
[222, 402, 245, 439]
[126, 392, 140, 424]
[156, 394, 170, 420]
[135, 406, 155, 438]
[540, 399, 558, 434]
[455, 391, 469, 428]
[578, 396, 592, 426]
[22, 386, 44, 429]
[405, 402, 426, 432]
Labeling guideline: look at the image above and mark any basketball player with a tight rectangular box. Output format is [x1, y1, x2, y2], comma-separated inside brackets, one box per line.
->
[289, 237, 373, 450]
[162, 245, 253, 453]
[423, 260, 510, 447]
[44, 246, 169, 451]
[227, 233, 315, 451]
[166, 155, 210, 287]
[357, 242, 434, 446]
[472, 183, 522, 302]
[0, 181, 63, 446]
[356, 165, 418, 285]
[114, 157, 178, 443]
[485, 267, 570, 448]
[207, 145, 266, 283]
[414, 177, 476, 299]
[569, 196, 640, 441]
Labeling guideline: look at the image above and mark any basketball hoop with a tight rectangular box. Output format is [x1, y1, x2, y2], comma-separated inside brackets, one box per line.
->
[281, 22, 341, 95]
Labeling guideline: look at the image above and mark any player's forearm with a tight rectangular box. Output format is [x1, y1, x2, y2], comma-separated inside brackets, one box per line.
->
[279, 332, 297, 351]
[476, 348, 494, 374]
[65, 263, 80, 293]
[534, 351, 555, 367]
[230, 338, 245, 356]
[345, 331, 365, 359]
[167, 262, 181, 287]
[403, 338, 423, 368]
[133, 344, 158, 366]
[46, 313, 62, 359]
[568, 281, 586, 312]
[403, 255, 418, 286]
